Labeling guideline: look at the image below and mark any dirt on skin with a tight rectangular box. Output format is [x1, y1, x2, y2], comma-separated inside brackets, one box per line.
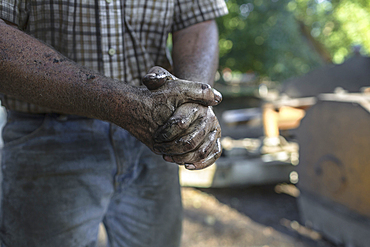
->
[180, 186, 339, 247]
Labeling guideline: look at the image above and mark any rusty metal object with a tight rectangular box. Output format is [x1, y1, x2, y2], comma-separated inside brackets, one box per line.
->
[296, 92, 370, 247]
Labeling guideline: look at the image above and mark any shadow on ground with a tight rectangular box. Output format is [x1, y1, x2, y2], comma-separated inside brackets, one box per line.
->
[181, 185, 341, 247]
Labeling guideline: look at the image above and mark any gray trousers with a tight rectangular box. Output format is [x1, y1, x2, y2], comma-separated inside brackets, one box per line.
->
[0, 111, 182, 247]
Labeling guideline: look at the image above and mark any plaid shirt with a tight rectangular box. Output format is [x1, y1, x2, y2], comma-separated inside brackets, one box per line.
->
[0, 0, 228, 113]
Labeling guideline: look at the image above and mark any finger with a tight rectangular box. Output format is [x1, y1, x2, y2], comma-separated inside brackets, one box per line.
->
[153, 111, 217, 155]
[154, 103, 204, 142]
[163, 126, 220, 164]
[154, 117, 212, 155]
[162, 80, 222, 107]
[188, 137, 222, 170]
[142, 66, 176, 90]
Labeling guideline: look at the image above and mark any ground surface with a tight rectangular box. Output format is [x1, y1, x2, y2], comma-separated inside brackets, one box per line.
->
[180, 185, 340, 247]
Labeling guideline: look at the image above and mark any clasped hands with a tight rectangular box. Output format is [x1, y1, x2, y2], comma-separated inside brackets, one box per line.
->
[142, 66, 222, 170]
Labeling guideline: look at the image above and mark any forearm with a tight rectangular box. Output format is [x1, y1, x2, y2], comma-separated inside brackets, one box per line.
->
[169, 20, 222, 169]
[0, 18, 222, 155]
[0, 19, 141, 124]
[172, 20, 219, 86]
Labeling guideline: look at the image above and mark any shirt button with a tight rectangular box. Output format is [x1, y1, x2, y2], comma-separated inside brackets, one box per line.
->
[108, 48, 116, 56]
[106, 0, 112, 3]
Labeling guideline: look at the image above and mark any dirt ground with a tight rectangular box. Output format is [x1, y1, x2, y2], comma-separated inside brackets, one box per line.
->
[180, 185, 339, 247]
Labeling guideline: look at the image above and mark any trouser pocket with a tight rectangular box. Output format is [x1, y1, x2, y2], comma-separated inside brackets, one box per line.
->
[2, 111, 48, 147]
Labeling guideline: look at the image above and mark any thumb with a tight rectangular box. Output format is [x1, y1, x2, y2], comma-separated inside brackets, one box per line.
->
[142, 66, 177, 90]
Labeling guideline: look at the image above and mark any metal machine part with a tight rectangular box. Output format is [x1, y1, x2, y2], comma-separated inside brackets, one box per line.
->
[296, 91, 370, 247]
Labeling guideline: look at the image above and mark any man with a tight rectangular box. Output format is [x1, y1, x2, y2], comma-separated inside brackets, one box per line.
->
[0, 0, 228, 246]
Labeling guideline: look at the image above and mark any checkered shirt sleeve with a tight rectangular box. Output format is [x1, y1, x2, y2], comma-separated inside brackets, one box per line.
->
[172, 0, 228, 32]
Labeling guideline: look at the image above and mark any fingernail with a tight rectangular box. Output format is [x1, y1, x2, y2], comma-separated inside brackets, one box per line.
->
[185, 164, 196, 170]
[212, 89, 222, 103]
[146, 73, 156, 79]
[142, 73, 156, 84]
[163, 155, 173, 162]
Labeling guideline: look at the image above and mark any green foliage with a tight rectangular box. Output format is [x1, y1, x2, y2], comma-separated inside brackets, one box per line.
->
[217, 0, 370, 82]
[218, 0, 323, 82]
[292, 0, 370, 64]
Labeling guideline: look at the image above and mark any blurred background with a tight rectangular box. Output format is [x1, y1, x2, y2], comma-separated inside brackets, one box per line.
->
[1, 1, 369, 246]
[217, 0, 369, 83]
[179, 0, 370, 246]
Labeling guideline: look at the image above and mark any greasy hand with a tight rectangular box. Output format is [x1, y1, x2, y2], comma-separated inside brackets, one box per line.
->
[143, 66, 222, 170]
[156, 103, 222, 170]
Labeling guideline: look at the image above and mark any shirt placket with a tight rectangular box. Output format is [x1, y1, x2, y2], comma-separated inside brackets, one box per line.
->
[99, 0, 122, 79]
[99, 0, 126, 188]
